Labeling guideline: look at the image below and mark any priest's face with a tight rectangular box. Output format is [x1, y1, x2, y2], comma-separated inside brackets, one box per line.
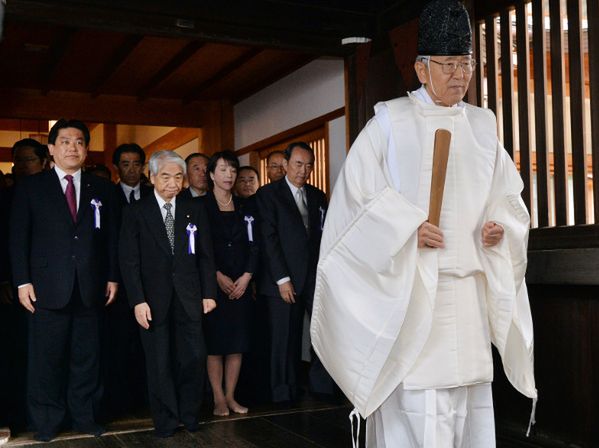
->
[414, 55, 474, 107]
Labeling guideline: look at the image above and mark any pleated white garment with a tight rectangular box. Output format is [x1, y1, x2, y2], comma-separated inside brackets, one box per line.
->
[366, 383, 495, 448]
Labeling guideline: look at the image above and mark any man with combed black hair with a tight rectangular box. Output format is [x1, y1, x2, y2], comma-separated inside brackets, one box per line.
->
[9, 119, 119, 442]
[256, 141, 333, 403]
[113, 143, 152, 205]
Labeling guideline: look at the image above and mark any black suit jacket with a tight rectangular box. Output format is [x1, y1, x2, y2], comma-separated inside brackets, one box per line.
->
[119, 193, 217, 324]
[0, 187, 12, 283]
[9, 169, 119, 309]
[256, 178, 327, 297]
[178, 187, 206, 201]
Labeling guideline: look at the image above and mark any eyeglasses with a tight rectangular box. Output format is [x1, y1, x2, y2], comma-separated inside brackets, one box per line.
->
[429, 59, 476, 75]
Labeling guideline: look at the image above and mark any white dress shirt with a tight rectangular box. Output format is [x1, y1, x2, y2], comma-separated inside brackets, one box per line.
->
[276, 176, 309, 286]
[120, 182, 141, 203]
[189, 186, 206, 198]
[154, 190, 176, 221]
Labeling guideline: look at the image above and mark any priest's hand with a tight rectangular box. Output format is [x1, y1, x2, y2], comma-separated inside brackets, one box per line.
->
[418, 222, 444, 248]
[482, 221, 504, 247]
[278, 281, 296, 304]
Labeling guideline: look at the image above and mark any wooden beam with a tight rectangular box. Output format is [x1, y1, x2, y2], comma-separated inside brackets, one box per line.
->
[183, 49, 263, 105]
[5, 0, 359, 57]
[588, 0, 599, 223]
[500, 8, 514, 159]
[199, 100, 234, 155]
[137, 41, 205, 101]
[0, 119, 48, 133]
[475, 22, 485, 107]
[388, 19, 419, 92]
[103, 123, 117, 179]
[0, 147, 12, 163]
[0, 88, 220, 128]
[143, 127, 200, 158]
[485, 15, 498, 115]
[235, 107, 345, 156]
[566, 0, 588, 224]
[515, 1, 532, 214]
[532, 0, 550, 227]
[548, 0, 567, 225]
[91, 35, 145, 98]
[42, 27, 78, 96]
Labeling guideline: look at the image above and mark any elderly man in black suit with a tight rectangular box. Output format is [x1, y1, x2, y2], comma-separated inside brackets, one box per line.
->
[102, 143, 153, 417]
[119, 150, 217, 437]
[256, 141, 333, 403]
[9, 119, 119, 442]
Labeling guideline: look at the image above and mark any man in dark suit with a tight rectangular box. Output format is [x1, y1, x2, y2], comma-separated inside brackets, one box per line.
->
[119, 150, 217, 437]
[9, 119, 119, 442]
[102, 143, 153, 417]
[113, 143, 153, 205]
[256, 141, 333, 403]
[0, 139, 49, 437]
[179, 152, 210, 199]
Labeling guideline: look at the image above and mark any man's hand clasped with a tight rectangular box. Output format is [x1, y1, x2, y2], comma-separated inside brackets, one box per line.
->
[418, 221, 504, 249]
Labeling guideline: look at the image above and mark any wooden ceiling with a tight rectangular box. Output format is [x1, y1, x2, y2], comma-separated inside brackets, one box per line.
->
[0, 0, 418, 126]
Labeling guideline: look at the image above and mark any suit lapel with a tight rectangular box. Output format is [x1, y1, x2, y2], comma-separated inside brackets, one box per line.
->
[143, 194, 173, 257]
[48, 169, 76, 228]
[174, 200, 191, 256]
[305, 186, 320, 232]
[76, 173, 93, 224]
[279, 179, 309, 236]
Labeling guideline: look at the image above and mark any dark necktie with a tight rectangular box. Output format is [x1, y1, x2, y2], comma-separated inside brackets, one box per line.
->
[163, 202, 175, 253]
[64, 174, 77, 222]
[129, 189, 137, 203]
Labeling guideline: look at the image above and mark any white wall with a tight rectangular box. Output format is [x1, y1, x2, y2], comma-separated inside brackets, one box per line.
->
[234, 57, 347, 190]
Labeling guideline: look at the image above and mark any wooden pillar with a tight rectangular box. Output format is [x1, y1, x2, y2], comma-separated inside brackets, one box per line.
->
[199, 100, 234, 155]
[103, 123, 117, 181]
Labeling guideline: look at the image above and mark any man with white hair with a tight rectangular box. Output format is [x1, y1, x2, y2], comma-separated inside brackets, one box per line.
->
[119, 150, 217, 437]
[311, 1, 537, 446]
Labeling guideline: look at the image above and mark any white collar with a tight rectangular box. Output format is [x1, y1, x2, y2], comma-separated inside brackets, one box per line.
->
[120, 182, 140, 194]
[285, 175, 304, 196]
[154, 189, 176, 210]
[411, 85, 464, 109]
[54, 166, 82, 182]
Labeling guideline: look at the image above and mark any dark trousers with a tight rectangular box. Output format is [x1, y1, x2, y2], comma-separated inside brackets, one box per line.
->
[266, 287, 334, 403]
[27, 286, 102, 436]
[102, 293, 146, 418]
[139, 295, 206, 433]
[0, 300, 27, 431]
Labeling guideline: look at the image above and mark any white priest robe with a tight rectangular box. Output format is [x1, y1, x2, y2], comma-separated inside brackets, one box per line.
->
[310, 88, 537, 446]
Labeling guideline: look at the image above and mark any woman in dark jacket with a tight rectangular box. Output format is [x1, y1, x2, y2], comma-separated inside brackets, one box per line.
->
[203, 150, 258, 416]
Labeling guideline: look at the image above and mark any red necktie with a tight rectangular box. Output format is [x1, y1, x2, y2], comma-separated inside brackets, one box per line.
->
[64, 174, 77, 222]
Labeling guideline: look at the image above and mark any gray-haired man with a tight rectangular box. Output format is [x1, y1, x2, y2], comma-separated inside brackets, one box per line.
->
[119, 150, 217, 437]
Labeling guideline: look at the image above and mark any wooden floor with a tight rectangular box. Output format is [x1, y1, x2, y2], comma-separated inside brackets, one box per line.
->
[2, 397, 546, 447]
[4, 397, 362, 448]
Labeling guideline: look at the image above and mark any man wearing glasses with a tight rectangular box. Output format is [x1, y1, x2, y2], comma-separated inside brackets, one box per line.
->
[265, 151, 286, 183]
[311, 0, 537, 446]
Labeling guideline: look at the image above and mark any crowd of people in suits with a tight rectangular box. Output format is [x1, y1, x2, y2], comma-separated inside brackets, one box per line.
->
[0, 119, 334, 443]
